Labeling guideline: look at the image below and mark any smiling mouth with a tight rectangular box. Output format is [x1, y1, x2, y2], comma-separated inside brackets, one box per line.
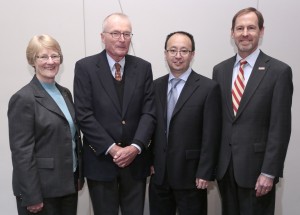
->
[173, 61, 183, 66]
[44, 67, 56, 70]
[240, 40, 251, 44]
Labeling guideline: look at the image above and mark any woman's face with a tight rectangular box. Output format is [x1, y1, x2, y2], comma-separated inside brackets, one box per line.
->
[34, 48, 61, 83]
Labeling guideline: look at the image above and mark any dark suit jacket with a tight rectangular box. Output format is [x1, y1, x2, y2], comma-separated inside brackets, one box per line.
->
[8, 75, 83, 207]
[74, 50, 156, 181]
[151, 71, 222, 189]
[213, 51, 293, 188]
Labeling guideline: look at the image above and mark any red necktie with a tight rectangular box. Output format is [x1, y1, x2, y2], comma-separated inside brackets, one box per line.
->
[115, 63, 122, 81]
[232, 60, 247, 116]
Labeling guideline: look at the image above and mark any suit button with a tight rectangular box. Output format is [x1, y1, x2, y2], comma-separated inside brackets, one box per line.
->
[122, 120, 126, 125]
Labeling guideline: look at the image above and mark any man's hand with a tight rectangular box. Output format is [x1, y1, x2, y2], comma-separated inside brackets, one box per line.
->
[113, 145, 139, 168]
[255, 174, 274, 197]
[150, 166, 155, 175]
[108, 144, 122, 157]
[27, 202, 44, 213]
[195, 178, 209, 189]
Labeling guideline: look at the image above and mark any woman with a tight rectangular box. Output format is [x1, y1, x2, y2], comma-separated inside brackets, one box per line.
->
[8, 34, 83, 215]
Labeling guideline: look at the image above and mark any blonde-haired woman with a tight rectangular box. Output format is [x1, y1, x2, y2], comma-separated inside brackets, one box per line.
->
[8, 34, 83, 215]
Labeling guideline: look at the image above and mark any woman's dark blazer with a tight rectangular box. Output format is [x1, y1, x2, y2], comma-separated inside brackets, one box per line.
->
[8, 75, 83, 207]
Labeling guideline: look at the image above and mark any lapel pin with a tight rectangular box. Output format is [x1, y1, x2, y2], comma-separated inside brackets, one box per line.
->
[258, 67, 265, 70]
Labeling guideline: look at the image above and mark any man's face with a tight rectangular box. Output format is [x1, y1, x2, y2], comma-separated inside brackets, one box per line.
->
[101, 15, 132, 62]
[232, 12, 264, 58]
[165, 34, 194, 76]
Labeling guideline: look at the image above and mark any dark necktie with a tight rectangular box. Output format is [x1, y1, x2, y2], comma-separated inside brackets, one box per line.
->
[232, 60, 247, 116]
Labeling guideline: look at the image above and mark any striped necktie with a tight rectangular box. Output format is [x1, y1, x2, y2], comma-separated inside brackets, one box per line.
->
[232, 60, 247, 116]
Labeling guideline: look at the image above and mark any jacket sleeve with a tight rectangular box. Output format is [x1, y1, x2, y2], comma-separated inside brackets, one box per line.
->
[262, 65, 293, 177]
[8, 90, 43, 206]
[196, 82, 222, 180]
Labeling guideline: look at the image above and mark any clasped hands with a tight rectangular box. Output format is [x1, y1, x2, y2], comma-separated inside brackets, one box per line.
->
[109, 145, 139, 168]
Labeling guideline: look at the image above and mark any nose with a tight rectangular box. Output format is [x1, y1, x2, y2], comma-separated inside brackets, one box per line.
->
[242, 28, 249, 36]
[46, 57, 55, 63]
[118, 34, 125, 41]
[175, 51, 182, 57]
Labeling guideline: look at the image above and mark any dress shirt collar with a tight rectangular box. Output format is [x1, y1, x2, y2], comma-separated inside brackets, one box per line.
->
[168, 67, 192, 82]
[106, 53, 126, 71]
[234, 48, 260, 68]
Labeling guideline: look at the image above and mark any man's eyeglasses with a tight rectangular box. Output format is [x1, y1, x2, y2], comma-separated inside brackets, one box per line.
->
[103, 31, 133, 39]
[166, 49, 192, 57]
[36, 55, 61, 63]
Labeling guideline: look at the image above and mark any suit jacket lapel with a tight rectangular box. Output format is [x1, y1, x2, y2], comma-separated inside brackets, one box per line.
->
[224, 56, 236, 119]
[172, 71, 199, 117]
[30, 76, 66, 118]
[95, 51, 121, 114]
[122, 56, 137, 116]
[156, 75, 169, 123]
[235, 52, 268, 119]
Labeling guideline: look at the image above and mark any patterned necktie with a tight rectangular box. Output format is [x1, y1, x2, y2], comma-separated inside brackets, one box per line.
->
[115, 63, 122, 81]
[232, 60, 247, 116]
[167, 78, 181, 133]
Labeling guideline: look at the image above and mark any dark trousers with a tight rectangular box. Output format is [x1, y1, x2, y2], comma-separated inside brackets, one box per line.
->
[16, 193, 78, 215]
[87, 167, 146, 215]
[218, 160, 275, 215]
[149, 178, 207, 215]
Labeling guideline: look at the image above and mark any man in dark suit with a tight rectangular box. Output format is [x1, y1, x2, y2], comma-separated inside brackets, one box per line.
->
[73, 13, 156, 215]
[149, 31, 222, 215]
[212, 7, 293, 215]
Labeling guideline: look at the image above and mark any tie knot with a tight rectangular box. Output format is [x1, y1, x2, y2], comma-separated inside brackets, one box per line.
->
[170, 78, 181, 88]
[240, 60, 247, 66]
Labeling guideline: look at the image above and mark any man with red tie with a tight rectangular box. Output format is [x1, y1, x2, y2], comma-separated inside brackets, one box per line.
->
[213, 7, 293, 215]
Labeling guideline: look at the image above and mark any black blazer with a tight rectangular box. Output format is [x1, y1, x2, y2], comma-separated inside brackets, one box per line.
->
[213, 51, 293, 188]
[74, 50, 156, 181]
[8, 75, 83, 207]
[151, 71, 222, 189]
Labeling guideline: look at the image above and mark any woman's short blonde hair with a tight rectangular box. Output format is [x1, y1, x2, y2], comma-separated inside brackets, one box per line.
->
[26, 34, 63, 67]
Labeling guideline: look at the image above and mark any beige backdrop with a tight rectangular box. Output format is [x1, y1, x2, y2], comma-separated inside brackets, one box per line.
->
[0, 0, 299, 214]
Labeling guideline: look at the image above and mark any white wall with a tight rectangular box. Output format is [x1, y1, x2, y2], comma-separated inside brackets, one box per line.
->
[0, 0, 299, 214]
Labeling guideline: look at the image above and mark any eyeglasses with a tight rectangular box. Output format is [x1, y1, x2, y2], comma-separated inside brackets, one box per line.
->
[36, 54, 61, 63]
[166, 49, 192, 57]
[103, 31, 133, 39]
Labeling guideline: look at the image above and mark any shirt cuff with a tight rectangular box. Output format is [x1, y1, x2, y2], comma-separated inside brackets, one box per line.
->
[261, 172, 275, 179]
[131, 143, 141, 154]
[106, 143, 116, 155]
